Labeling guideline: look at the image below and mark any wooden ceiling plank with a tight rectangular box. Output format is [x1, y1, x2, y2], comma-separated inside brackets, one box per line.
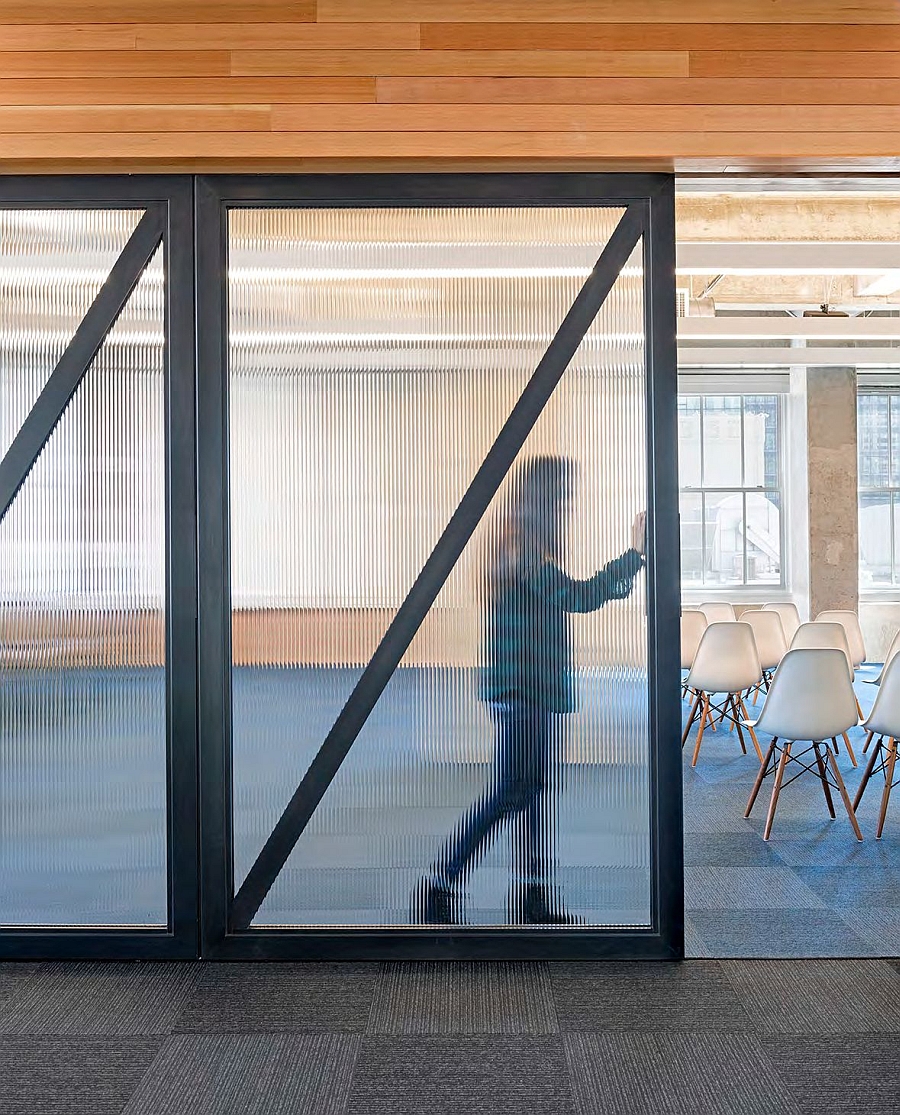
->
[421, 22, 900, 51]
[0, 76, 376, 104]
[0, 49, 232, 77]
[0, 104, 273, 132]
[3, 129, 900, 159]
[0, 2, 315, 22]
[317, 0, 900, 25]
[133, 22, 421, 50]
[691, 50, 900, 78]
[231, 48, 690, 78]
[271, 102, 900, 133]
[376, 75, 900, 105]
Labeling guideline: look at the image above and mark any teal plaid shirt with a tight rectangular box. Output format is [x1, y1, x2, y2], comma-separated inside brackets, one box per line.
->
[480, 548, 644, 713]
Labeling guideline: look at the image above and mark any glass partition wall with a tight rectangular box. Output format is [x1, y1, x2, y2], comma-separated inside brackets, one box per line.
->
[0, 174, 678, 959]
[198, 176, 681, 959]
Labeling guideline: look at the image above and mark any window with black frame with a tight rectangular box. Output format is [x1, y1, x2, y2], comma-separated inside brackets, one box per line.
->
[859, 389, 900, 588]
[678, 393, 783, 589]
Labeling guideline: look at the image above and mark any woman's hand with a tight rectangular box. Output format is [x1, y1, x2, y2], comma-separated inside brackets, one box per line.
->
[631, 511, 647, 556]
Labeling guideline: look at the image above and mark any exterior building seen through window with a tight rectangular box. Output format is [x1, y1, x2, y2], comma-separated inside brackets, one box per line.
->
[678, 393, 782, 588]
[859, 391, 900, 588]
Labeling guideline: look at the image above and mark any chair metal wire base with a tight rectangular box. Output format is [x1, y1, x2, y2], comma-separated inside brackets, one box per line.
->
[745, 738, 863, 841]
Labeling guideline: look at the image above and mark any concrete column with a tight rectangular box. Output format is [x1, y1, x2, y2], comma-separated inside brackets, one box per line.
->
[804, 366, 859, 618]
[787, 363, 811, 619]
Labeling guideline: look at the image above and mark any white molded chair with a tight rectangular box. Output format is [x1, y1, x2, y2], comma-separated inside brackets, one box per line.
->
[862, 630, 900, 754]
[790, 622, 861, 764]
[681, 610, 708, 699]
[762, 602, 802, 644]
[815, 610, 867, 669]
[870, 629, 900, 687]
[682, 622, 764, 766]
[742, 610, 788, 703]
[698, 602, 736, 624]
[854, 655, 900, 837]
[744, 648, 863, 840]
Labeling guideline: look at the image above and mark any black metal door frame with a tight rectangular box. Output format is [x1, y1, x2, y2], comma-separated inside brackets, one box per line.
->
[196, 173, 682, 961]
[0, 176, 199, 960]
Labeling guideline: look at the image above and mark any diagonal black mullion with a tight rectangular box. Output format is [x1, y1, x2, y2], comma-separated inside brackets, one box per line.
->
[230, 203, 644, 931]
[0, 205, 165, 524]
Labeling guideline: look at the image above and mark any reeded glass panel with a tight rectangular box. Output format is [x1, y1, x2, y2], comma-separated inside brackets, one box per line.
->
[0, 215, 167, 927]
[0, 210, 143, 460]
[229, 207, 650, 928]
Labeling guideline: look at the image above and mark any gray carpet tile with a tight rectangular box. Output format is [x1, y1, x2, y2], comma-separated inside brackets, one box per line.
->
[174, 962, 379, 1033]
[346, 1035, 574, 1115]
[793, 867, 900, 907]
[684, 831, 778, 867]
[367, 961, 558, 1034]
[0, 961, 201, 1036]
[838, 907, 900, 951]
[684, 916, 713, 958]
[549, 961, 751, 1032]
[685, 866, 827, 910]
[0, 1037, 164, 1115]
[760, 1035, 900, 1115]
[0, 962, 42, 1009]
[687, 909, 873, 959]
[721, 959, 900, 1033]
[122, 1034, 359, 1115]
[564, 1031, 800, 1115]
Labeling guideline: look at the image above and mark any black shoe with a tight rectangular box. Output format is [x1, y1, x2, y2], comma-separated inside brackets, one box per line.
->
[513, 883, 584, 925]
[412, 881, 461, 925]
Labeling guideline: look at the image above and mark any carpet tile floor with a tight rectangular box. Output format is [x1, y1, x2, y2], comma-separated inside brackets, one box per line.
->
[1, 959, 899, 1114]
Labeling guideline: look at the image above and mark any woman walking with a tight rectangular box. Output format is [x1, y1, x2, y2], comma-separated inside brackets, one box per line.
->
[416, 454, 646, 925]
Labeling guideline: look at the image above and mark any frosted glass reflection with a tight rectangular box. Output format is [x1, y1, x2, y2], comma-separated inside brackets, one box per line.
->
[0, 216, 167, 928]
[228, 208, 650, 928]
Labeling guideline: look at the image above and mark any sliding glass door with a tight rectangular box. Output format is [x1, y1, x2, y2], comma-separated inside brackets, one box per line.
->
[0, 179, 197, 958]
[198, 175, 681, 959]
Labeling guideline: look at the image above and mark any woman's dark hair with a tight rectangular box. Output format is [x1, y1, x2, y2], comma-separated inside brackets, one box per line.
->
[487, 454, 575, 588]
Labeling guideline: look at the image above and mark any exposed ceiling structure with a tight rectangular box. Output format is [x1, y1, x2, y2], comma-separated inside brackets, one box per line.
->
[675, 184, 900, 367]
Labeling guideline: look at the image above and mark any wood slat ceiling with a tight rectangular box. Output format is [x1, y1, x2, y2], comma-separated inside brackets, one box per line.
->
[0, 1, 898, 172]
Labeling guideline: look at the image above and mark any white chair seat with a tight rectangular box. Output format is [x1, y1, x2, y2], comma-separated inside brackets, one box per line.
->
[744, 648, 862, 841]
[816, 610, 867, 668]
[855, 655, 900, 837]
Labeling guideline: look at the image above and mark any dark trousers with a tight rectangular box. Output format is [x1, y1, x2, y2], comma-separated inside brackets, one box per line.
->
[435, 701, 557, 888]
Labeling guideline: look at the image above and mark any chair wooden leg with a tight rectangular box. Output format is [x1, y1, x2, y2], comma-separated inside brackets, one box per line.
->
[842, 731, 858, 768]
[763, 741, 792, 840]
[746, 739, 777, 817]
[737, 696, 764, 761]
[812, 742, 836, 818]
[724, 693, 736, 734]
[876, 738, 897, 839]
[731, 695, 748, 753]
[856, 695, 865, 721]
[832, 736, 840, 755]
[826, 746, 864, 841]
[681, 691, 701, 747]
[692, 696, 710, 767]
[862, 729, 874, 754]
[853, 736, 883, 811]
